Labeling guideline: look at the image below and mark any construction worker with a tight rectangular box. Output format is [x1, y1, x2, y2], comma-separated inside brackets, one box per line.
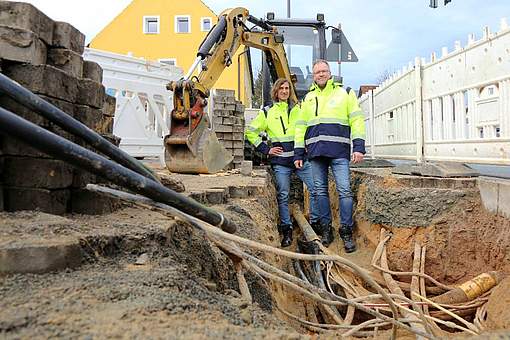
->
[246, 78, 319, 248]
[294, 59, 365, 253]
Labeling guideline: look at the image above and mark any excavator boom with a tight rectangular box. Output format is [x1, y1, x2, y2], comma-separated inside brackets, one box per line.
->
[164, 8, 297, 174]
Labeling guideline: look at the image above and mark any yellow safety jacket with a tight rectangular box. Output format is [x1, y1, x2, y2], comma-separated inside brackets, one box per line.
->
[294, 79, 366, 161]
[245, 101, 300, 167]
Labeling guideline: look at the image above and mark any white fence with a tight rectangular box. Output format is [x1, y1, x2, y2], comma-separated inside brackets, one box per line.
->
[83, 48, 183, 160]
[360, 18, 510, 165]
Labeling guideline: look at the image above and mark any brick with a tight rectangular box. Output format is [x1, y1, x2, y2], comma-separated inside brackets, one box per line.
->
[234, 117, 245, 125]
[52, 21, 85, 55]
[102, 95, 116, 117]
[71, 189, 122, 215]
[82, 60, 103, 83]
[0, 25, 46, 64]
[47, 48, 83, 78]
[213, 109, 232, 117]
[213, 117, 223, 125]
[3, 64, 79, 102]
[189, 191, 206, 204]
[96, 115, 114, 134]
[221, 133, 234, 141]
[235, 103, 245, 112]
[2, 157, 74, 189]
[225, 104, 236, 111]
[4, 186, 70, 214]
[228, 186, 248, 198]
[205, 188, 227, 205]
[76, 79, 105, 109]
[0, 1, 54, 44]
[240, 160, 252, 176]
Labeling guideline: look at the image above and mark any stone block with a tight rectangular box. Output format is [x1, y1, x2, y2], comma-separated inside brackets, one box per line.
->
[233, 132, 244, 141]
[73, 104, 102, 130]
[189, 191, 206, 204]
[96, 115, 114, 134]
[499, 181, 510, 219]
[71, 168, 97, 188]
[205, 188, 227, 205]
[232, 125, 244, 133]
[215, 125, 233, 133]
[52, 21, 85, 55]
[3, 64, 79, 102]
[76, 78, 105, 109]
[47, 48, 83, 78]
[233, 148, 244, 156]
[233, 140, 244, 149]
[228, 186, 248, 198]
[220, 140, 233, 149]
[0, 25, 46, 64]
[70, 189, 122, 215]
[2, 157, 74, 189]
[0, 95, 75, 142]
[0, 133, 49, 158]
[222, 116, 234, 125]
[102, 94, 116, 117]
[0, 240, 83, 274]
[478, 177, 499, 215]
[0, 185, 3, 211]
[4, 186, 70, 214]
[82, 60, 103, 83]
[0, 1, 54, 44]
[240, 160, 252, 176]
[214, 89, 235, 96]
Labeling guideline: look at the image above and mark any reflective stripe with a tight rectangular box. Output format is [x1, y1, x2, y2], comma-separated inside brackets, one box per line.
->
[253, 137, 262, 146]
[295, 120, 307, 126]
[307, 117, 349, 127]
[295, 141, 305, 148]
[352, 133, 366, 139]
[271, 136, 295, 142]
[275, 151, 295, 158]
[305, 135, 350, 145]
[247, 126, 258, 132]
[350, 110, 364, 118]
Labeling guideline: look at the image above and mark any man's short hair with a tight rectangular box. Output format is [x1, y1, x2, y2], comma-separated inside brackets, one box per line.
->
[312, 59, 330, 70]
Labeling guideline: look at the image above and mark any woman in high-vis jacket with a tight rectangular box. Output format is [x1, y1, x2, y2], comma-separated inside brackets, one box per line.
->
[245, 78, 319, 247]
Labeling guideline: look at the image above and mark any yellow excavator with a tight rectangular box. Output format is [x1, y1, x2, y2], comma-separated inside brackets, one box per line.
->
[164, 7, 355, 173]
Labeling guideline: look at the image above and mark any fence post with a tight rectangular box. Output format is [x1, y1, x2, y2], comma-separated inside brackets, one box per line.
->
[369, 90, 375, 158]
[414, 57, 424, 163]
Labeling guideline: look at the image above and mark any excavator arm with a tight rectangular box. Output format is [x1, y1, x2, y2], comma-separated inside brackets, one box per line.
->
[164, 7, 297, 174]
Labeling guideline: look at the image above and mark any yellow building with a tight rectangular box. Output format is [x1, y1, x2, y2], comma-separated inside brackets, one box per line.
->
[90, 0, 247, 103]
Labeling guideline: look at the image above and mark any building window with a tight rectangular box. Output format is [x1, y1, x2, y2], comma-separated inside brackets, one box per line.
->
[143, 16, 160, 34]
[159, 58, 177, 67]
[201, 17, 212, 31]
[175, 15, 191, 33]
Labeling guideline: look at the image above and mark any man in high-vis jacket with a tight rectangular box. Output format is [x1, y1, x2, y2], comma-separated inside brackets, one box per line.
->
[246, 78, 319, 248]
[294, 60, 365, 253]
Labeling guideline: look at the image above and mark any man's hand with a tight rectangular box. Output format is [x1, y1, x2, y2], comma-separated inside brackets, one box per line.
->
[351, 152, 364, 164]
[268, 146, 283, 156]
[294, 160, 303, 169]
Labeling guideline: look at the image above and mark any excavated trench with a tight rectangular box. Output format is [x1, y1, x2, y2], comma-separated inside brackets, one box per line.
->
[1, 168, 510, 338]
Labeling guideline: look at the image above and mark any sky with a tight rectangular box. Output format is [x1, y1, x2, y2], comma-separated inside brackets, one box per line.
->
[18, 0, 510, 90]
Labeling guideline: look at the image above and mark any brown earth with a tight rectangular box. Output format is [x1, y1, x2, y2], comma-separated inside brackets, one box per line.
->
[2, 168, 510, 338]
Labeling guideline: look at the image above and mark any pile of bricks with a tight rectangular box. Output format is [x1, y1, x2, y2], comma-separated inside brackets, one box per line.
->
[0, 1, 119, 215]
[211, 89, 245, 169]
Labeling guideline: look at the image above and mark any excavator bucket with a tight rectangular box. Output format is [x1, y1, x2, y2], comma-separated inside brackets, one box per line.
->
[164, 114, 233, 174]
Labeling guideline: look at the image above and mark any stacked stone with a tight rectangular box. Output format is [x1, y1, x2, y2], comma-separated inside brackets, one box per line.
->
[211, 89, 245, 169]
[0, 1, 119, 214]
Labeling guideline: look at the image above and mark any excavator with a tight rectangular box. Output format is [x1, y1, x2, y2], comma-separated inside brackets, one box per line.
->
[164, 7, 355, 174]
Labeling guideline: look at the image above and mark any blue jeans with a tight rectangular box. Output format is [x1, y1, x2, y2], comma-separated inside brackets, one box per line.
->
[272, 161, 319, 227]
[310, 157, 353, 227]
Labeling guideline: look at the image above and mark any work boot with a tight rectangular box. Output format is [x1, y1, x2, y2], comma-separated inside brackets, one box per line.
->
[310, 221, 321, 236]
[339, 224, 357, 253]
[280, 225, 293, 248]
[320, 223, 334, 247]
